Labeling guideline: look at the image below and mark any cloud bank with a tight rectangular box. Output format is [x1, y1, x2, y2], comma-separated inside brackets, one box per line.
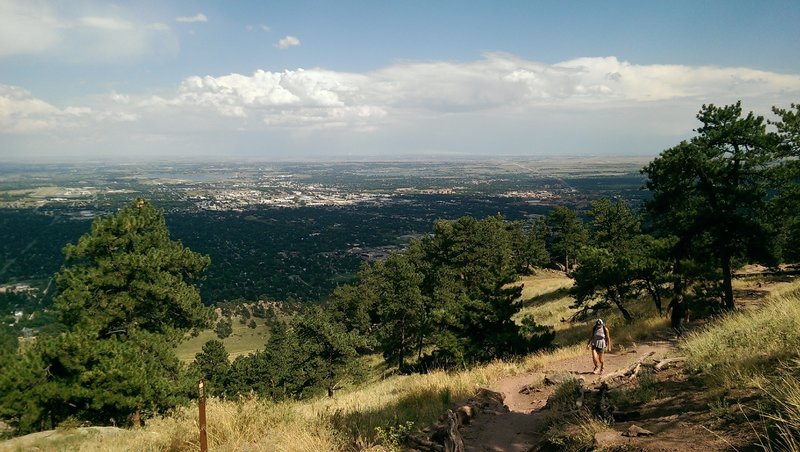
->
[3, 54, 800, 159]
[0, 0, 178, 62]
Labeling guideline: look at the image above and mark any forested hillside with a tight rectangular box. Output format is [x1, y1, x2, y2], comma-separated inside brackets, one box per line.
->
[1, 101, 799, 449]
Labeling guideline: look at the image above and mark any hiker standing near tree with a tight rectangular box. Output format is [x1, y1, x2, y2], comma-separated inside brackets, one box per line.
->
[667, 296, 689, 336]
[587, 319, 611, 374]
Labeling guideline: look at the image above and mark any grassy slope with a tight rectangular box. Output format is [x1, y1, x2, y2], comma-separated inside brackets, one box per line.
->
[682, 280, 800, 449]
[513, 269, 669, 347]
[10, 271, 799, 451]
[175, 317, 271, 362]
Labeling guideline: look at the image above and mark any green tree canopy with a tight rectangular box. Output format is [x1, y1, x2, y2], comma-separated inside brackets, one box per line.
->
[546, 206, 588, 275]
[643, 101, 780, 310]
[0, 199, 211, 433]
[191, 340, 230, 397]
[572, 199, 643, 321]
[771, 103, 800, 261]
[294, 306, 371, 397]
[370, 252, 426, 370]
[54, 199, 211, 337]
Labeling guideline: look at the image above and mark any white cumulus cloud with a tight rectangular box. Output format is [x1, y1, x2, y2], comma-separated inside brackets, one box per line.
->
[175, 13, 208, 23]
[122, 54, 799, 135]
[275, 35, 300, 49]
[3, 54, 800, 160]
[0, 85, 140, 133]
[6, 55, 800, 134]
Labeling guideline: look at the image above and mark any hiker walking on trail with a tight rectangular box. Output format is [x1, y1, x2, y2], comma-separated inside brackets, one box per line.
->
[667, 296, 689, 336]
[587, 319, 611, 374]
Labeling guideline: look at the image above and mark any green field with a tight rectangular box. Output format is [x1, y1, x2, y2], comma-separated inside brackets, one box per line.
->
[175, 316, 271, 363]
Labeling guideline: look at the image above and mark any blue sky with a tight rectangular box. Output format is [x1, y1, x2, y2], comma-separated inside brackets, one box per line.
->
[1, 0, 799, 162]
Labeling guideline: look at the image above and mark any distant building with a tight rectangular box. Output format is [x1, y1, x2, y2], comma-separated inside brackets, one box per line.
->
[9, 284, 37, 294]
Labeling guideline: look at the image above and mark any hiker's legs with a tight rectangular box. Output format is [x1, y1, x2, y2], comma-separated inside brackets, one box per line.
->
[672, 316, 684, 336]
[597, 348, 604, 373]
[592, 347, 604, 374]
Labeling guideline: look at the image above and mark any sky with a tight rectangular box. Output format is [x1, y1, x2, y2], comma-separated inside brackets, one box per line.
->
[1, 0, 800, 162]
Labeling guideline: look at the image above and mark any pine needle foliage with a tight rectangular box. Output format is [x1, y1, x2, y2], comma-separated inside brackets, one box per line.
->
[0, 199, 212, 433]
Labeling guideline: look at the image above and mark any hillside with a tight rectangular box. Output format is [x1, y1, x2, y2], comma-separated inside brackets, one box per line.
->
[4, 270, 797, 451]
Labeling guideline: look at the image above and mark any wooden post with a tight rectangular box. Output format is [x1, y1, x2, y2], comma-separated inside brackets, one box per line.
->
[199, 379, 208, 452]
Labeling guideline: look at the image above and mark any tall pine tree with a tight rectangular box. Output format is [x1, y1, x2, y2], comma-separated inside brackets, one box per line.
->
[643, 102, 779, 310]
[0, 199, 211, 432]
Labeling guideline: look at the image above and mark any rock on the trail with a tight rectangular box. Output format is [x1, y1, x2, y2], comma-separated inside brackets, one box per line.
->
[594, 429, 624, 449]
[474, 387, 505, 404]
[518, 383, 542, 395]
[456, 405, 475, 425]
[622, 424, 655, 437]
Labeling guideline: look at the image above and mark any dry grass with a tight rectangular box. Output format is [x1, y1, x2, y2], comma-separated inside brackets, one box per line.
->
[513, 270, 575, 328]
[542, 409, 609, 451]
[47, 342, 587, 451]
[759, 364, 800, 451]
[5, 270, 672, 451]
[682, 282, 800, 389]
[514, 270, 670, 348]
[682, 281, 800, 450]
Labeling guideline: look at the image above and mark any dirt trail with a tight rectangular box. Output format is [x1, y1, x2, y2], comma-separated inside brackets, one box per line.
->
[460, 341, 674, 452]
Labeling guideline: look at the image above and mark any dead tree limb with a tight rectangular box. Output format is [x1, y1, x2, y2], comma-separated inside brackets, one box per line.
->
[406, 433, 444, 452]
[654, 357, 686, 371]
[593, 351, 655, 389]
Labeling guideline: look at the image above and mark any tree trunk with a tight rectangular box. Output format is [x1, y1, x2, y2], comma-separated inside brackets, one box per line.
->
[721, 254, 735, 311]
[672, 261, 684, 308]
[398, 331, 406, 371]
[130, 409, 141, 428]
[443, 409, 465, 452]
[608, 287, 633, 322]
[644, 278, 662, 315]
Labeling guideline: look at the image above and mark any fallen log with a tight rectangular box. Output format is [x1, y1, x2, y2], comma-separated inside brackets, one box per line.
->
[594, 351, 655, 389]
[654, 357, 686, 371]
[406, 433, 444, 452]
[437, 410, 464, 452]
[622, 424, 654, 437]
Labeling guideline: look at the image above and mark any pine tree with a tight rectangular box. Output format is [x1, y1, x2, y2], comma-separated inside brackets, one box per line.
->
[572, 199, 641, 321]
[643, 102, 779, 310]
[771, 103, 800, 262]
[0, 199, 211, 432]
[293, 307, 370, 397]
[372, 252, 425, 370]
[192, 340, 230, 397]
[546, 207, 588, 275]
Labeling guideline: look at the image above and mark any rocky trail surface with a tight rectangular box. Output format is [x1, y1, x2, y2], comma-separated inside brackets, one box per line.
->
[458, 334, 751, 451]
[460, 342, 676, 451]
[454, 270, 790, 451]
